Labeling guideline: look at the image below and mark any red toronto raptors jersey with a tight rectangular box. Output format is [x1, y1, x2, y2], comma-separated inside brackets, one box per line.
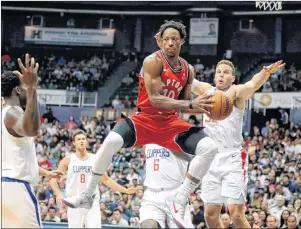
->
[137, 50, 189, 115]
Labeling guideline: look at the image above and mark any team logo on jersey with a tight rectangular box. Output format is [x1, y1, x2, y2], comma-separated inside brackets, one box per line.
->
[73, 165, 92, 173]
[146, 148, 170, 159]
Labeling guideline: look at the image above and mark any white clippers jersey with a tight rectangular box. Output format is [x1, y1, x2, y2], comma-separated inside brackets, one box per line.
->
[1, 106, 39, 185]
[144, 144, 188, 189]
[66, 153, 99, 201]
[203, 87, 244, 150]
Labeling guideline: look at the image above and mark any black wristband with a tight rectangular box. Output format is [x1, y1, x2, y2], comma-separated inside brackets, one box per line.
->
[189, 102, 193, 109]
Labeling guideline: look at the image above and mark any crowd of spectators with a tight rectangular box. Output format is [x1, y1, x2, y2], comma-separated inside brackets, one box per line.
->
[2, 52, 117, 92]
[262, 63, 301, 92]
[35, 105, 300, 228]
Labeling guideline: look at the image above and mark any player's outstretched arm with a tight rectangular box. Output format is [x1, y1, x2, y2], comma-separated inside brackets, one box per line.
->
[39, 167, 64, 178]
[50, 156, 70, 205]
[234, 60, 285, 101]
[101, 172, 142, 194]
[4, 54, 40, 137]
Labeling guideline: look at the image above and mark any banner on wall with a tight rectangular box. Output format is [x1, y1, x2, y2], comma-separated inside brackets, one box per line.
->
[253, 92, 301, 109]
[189, 18, 219, 45]
[24, 26, 115, 47]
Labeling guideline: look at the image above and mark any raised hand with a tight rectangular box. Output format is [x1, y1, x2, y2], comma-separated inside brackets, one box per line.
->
[154, 32, 162, 49]
[263, 60, 286, 74]
[13, 53, 39, 87]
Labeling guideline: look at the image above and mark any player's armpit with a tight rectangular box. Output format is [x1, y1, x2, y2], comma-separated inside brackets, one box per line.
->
[143, 55, 190, 110]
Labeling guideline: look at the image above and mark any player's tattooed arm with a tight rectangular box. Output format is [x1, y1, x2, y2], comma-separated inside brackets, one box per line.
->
[143, 55, 191, 110]
[181, 65, 213, 115]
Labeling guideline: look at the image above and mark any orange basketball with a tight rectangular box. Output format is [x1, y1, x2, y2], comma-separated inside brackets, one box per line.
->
[208, 90, 233, 120]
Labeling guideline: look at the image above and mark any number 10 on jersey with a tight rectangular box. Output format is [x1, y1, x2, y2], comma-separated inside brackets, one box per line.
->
[153, 159, 160, 171]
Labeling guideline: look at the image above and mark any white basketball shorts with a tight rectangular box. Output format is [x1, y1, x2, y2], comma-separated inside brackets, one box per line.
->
[201, 148, 248, 205]
[140, 187, 193, 228]
[67, 200, 101, 228]
[2, 177, 42, 228]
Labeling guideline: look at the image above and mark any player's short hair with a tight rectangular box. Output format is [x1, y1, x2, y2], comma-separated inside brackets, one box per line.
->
[217, 60, 236, 76]
[72, 129, 87, 141]
[158, 20, 187, 39]
[1, 71, 21, 97]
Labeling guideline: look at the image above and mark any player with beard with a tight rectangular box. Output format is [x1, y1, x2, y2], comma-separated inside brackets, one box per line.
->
[2, 54, 63, 228]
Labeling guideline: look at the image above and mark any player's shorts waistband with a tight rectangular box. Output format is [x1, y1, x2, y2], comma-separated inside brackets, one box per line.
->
[2, 177, 29, 185]
[218, 147, 243, 153]
[137, 107, 177, 116]
[144, 185, 179, 192]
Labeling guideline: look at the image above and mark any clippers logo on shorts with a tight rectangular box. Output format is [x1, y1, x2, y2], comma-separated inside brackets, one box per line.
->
[72, 165, 92, 173]
[146, 148, 170, 159]
[31, 30, 42, 39]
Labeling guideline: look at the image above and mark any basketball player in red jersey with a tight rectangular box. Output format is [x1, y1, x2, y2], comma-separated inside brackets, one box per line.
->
[63, 20, 218, 228]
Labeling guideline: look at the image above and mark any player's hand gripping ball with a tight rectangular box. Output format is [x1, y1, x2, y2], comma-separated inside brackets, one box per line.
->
[206, 88, 233, 120]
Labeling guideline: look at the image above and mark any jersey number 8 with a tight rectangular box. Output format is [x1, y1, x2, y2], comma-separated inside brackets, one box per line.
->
[153, 159, 160, 171]
[80, 174, 85, 183]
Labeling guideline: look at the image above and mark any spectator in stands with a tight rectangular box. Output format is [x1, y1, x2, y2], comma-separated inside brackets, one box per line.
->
[44, 206, 61, 222]
[111, 209, 129, 226]
[266, 215, 279, 229]
[65, 116, 77, 129]
[286, 215, 300, 229]
[281, 210, 291, 228]
[112, 95, 122, 109]
[221, 213, 235, 229]
[121, 74, 134, 87]
[191, 200, 205, 229]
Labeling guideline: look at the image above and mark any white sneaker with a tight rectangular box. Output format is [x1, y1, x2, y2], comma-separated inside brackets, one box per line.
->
[165, 194, 187, 229]
[63, 192, 94, 209]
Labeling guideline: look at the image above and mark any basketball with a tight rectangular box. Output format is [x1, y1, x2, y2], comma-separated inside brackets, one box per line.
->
[208, 90, 233, 120]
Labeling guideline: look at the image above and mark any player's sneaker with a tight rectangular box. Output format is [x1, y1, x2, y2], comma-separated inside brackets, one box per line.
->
[165, 194, 187, 229]
[63, 192, 94, 209]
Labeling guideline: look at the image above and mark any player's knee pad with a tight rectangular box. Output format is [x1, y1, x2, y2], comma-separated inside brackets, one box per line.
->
[103, 131, 124, 148]
[195, 137, 218, 161]
[111, 117, 136, 148]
